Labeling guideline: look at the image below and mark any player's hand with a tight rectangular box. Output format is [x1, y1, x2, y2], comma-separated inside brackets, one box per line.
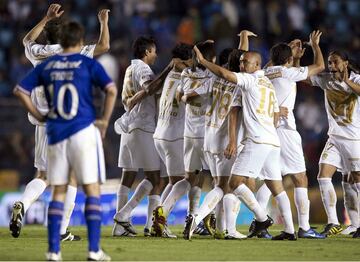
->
[98, 9, 110, 24]
[238, 30, 257, 38]
[94, 119, 109, 139]
[46, 4, 64, 21]
[288, 39, 305, 59]
[279, 106, 289, 119]
[334, 65, 348, 82]
[193, 45, 205, 64]
[309, 30, 322, 47]
[224, 142, 237, 159]
[175, 91, 183, 104]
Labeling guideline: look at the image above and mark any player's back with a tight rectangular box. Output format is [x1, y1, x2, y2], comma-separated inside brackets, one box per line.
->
[235, 71, 280, 146]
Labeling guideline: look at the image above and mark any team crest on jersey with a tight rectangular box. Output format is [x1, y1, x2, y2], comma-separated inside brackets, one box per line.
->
[322, 152, 328, 160]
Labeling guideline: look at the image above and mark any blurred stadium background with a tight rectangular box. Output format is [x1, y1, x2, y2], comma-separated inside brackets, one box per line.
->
[0, 0, 359, 227]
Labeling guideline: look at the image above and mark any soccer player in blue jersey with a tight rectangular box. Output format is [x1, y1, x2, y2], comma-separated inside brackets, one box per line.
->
[14, 21, 117, 261]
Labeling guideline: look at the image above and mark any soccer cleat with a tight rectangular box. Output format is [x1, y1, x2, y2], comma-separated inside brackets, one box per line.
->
[214, 229, 226, 239]
[320, 223, 343, 236]
[183, 214, 196, 240]
[112, 222, 136, 237]
[298, 228, 325, 239]
[248, 216, 274, 238]
[152, 206, 167, 237]
[144, 228, 152, 237]
[9, 201, 24, 238]
[225, 231, 247, 240]
[341, 225, 357, 235]
[352, 227, 360, 238]
[193, 221, 211, 236]
[162, 225, 177, 238]
[88, 249, 111, 261]
[203, 213, 216, 236]
[60, 230, 81, 241]
[257, 229, 273, 239]
[46, 252, 62, 261]
[272, 231, 297, 241]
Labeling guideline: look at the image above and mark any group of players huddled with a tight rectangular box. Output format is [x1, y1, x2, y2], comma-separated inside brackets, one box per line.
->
[8, 3, 360, 261]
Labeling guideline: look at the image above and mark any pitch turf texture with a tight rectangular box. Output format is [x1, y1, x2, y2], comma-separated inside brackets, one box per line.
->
[0, 225, 359, 261]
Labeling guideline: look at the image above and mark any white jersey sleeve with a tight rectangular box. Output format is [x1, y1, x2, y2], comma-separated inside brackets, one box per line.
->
[350, 71, 360, 84]
[310, 73, 333, 89]
[281, 66, 308, 82]
[235, 72, 253, 90]
[24, 40, 62, 67]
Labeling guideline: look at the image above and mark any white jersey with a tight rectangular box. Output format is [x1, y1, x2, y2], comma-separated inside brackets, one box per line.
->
[265, 65, 308, 130]
[181, 67, 212, 138]
[235, 70, 280, 146]
[194, 75, 242, 153]
[120, 59, 157, 133]
[24, 40, 96, 126]
[311, 72, 360, 140]
[153, 69, 185, 141]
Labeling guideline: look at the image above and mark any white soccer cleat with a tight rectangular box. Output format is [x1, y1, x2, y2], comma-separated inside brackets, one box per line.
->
[225, 231, 248, 240]
[88, 249, 111, 261]
[162, 225, 177, 238]
[112, 222, 136, 237]
[46, 252, 62, 261]
[341, 225, 358, 235]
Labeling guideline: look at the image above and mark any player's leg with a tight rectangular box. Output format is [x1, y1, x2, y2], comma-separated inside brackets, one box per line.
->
[350, 172, 360, 238]
[341, 173, 359, 235]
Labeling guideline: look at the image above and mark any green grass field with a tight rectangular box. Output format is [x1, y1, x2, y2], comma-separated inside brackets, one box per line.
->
[0, 225, 359, 261]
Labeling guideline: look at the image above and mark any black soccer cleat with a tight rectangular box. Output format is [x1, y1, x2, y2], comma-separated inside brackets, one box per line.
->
[352, 227, 360, 238]
[9, 201, 24, 238]
[248, 216, 274, 238]
[320, 223, 343, 236]
[61, 229, 81, 241]
[183, 214, 196, 240]
[272, 231, 297, 241]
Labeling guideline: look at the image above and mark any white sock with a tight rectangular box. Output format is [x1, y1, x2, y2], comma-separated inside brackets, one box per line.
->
[275, 191, 295, 234]
[342, 182, 359, 228]
[256, 183, 272, 210]
[233, 184, 267, 222]
[194, 187, 223, 225]
[116, 185, 130, 212]
[188, 186, 201, 215]
[160, 183, 173, 204]
[294, 187, 310, 231]
[223, 193, 240, 234]
[60, 185, 77, 235]
[163, 180, 191, 214]
[145, 195, 160, 229]
[114, 179, 153, 222]
[215, 199, 225, 232]
[318, 178, 339, 224]
[20, 178, 47, 213]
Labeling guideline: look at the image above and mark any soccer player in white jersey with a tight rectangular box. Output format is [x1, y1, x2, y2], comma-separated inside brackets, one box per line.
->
[14, 21, 117, 261]
[151, 41, 215, 237]
[254, 31, 325, 239]
[113, 36, 178, 237]
[187, 48, 297, 241]
[9, 4, 110, 241]
[310, 51, 360, 237]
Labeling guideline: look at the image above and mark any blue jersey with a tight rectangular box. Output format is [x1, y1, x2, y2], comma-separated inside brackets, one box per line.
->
[18, 53, 114, 144]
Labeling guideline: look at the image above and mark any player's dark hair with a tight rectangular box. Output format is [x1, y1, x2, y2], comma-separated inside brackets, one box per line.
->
[59, 21, 84, 48]
[44, 18, 63, 44]
[193, 41, 216, 71]
[132, 36, 156, 59]
[171, 43, 193, 60]
[270, 43, 292, 66]
[228, 49, 244, 72]
[219, 48, 234, 66]
[329, 50, 360, 74]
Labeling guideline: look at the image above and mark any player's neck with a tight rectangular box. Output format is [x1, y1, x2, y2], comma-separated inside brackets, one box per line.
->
[62, 45, 82, 54]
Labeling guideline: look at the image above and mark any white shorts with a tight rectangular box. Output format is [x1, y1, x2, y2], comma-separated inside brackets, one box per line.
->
[184, 137, 207, 173]
[34, 125, 47, 171]
[277, 128, 306, 176]
[118, 129, 160, 171]
[204, 151, 234, 177]
[154, 139, 185, 177]
[231, 139, 282, 181]
[47, 124, 106, 186]
[319, 136, 360, 173]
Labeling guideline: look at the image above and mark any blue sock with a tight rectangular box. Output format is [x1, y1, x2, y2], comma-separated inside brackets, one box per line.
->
[47, 201, 64, 253]
[85, 197, 101, 252]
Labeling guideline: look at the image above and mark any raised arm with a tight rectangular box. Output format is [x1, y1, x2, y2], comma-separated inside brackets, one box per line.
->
[288, 39, 305, 67]
[94, 9, 110, 56]
[238, 30, 257, 51]
[22, 4, 64, 46]
[307, 30, 325, 76]
[341, 67, 360, 96]
[194, 46, 237, 84]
